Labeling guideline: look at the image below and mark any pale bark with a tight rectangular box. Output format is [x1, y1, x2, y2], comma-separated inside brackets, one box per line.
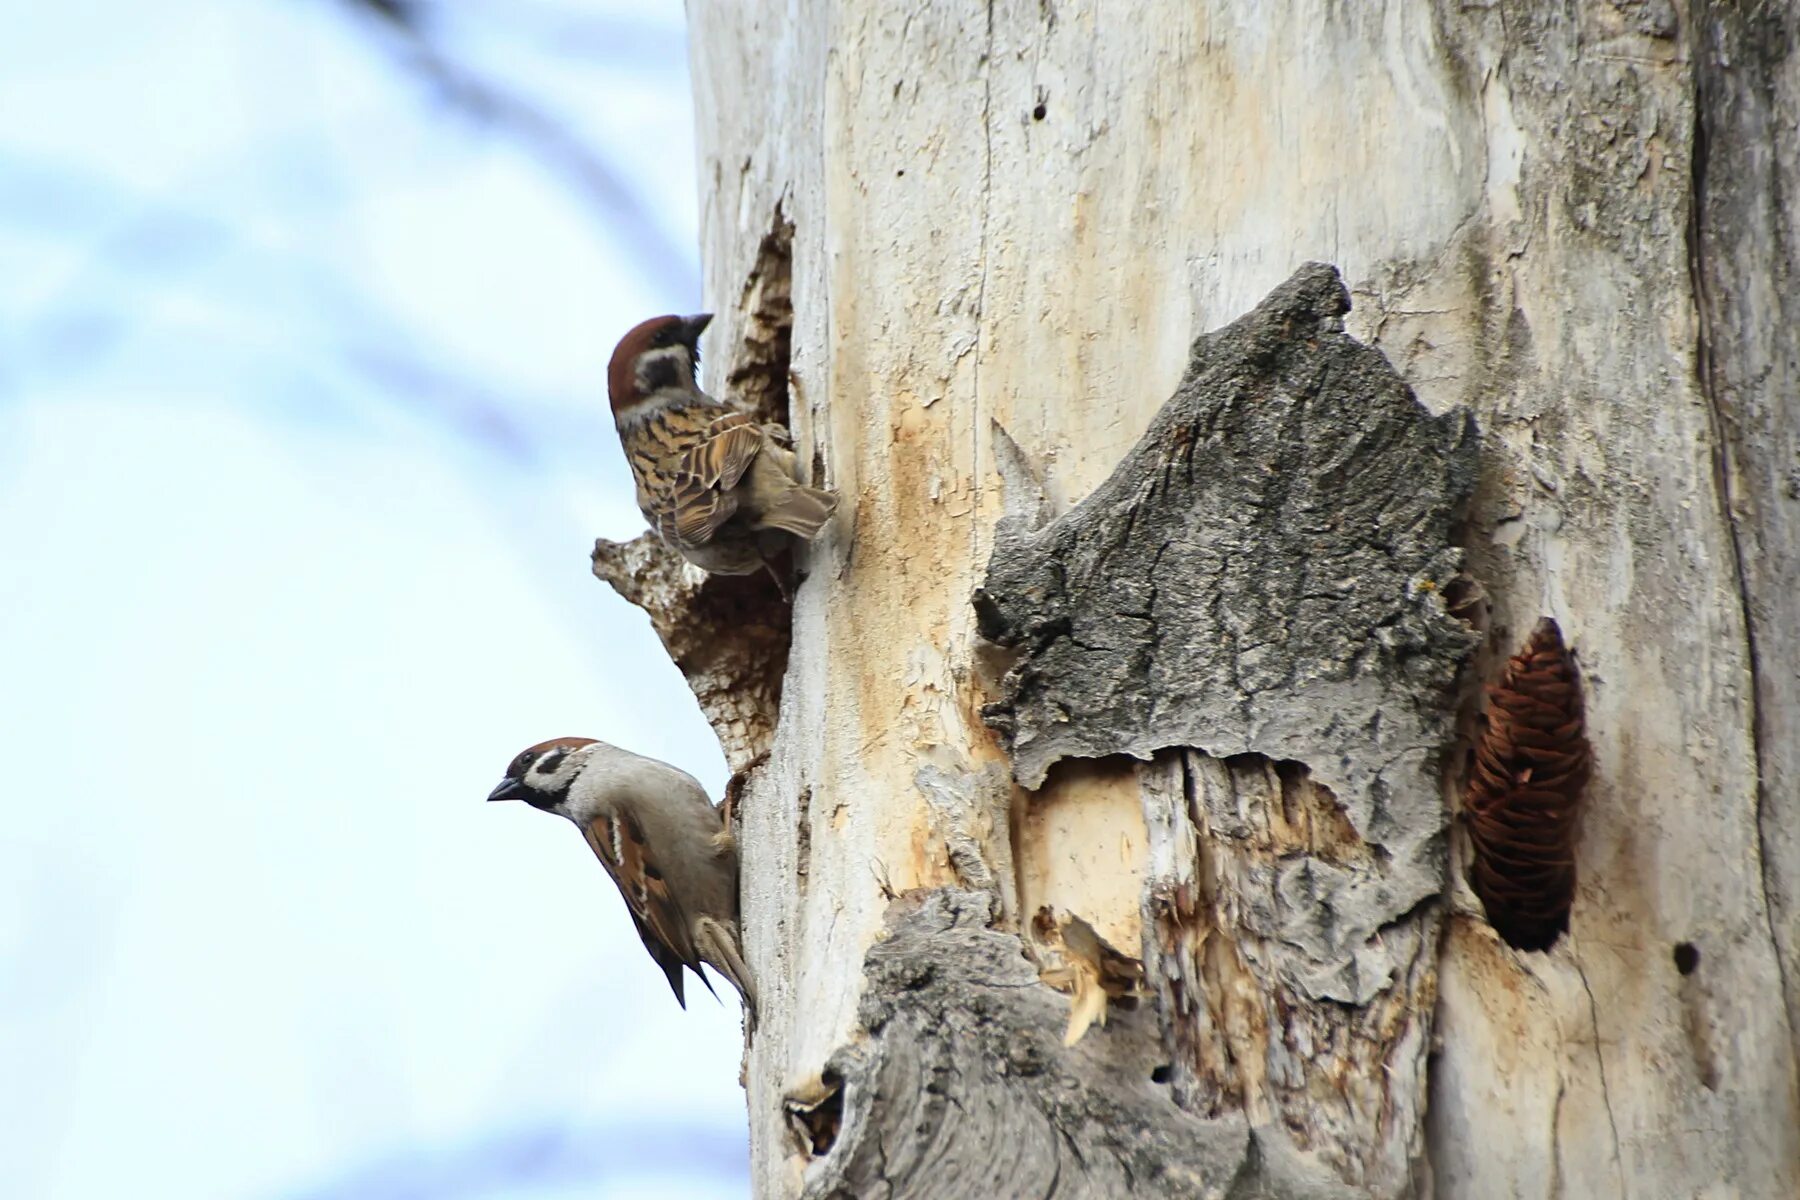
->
[594, 2, 1800, 1196]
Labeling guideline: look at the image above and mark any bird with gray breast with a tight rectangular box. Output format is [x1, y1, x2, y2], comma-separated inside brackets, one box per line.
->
[488, 737, 756, 1020]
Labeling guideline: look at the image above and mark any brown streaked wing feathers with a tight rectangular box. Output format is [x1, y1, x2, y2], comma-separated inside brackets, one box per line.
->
[582, 812, 714, 1006]
[647, 412, 763, 548]
[623, 906, 691, 1007]
[687, 411, 764, 492]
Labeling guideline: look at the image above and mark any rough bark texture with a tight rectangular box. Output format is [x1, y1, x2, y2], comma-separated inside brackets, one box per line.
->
[976, 264, 1478, 798]
[799, 889, 1257, 1200]
[663, 2, 1800, 1196]
[975, 263, 1476, 1191]
[591, 533, 788, 775]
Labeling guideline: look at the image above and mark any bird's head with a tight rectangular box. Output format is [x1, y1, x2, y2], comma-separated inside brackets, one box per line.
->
[487, 737, 600, 814]
[607, 313, 712, 418]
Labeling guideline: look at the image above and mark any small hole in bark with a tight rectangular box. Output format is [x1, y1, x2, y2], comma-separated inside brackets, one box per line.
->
[1673, 942, 1700, 976]
[1151, 1064, 1173, 1084]
[1032, 102, 1047, 120]
[1442, 572, 1488, 630]
[784, 1071, 843, 1158]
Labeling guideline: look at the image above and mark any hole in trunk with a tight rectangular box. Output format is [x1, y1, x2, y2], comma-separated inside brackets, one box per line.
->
[589, 207, 802, 779]
[725, 207, 795, 433]
[784, 1071, 843, 1158]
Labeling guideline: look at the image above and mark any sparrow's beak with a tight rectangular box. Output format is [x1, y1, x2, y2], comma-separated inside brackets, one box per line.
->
[487, 777, 527, 803]
[681, 312, 714, 345]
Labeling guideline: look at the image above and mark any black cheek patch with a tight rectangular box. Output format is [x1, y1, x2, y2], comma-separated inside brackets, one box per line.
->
[639, 356, 681, 393]
[536, 749, 567, 775]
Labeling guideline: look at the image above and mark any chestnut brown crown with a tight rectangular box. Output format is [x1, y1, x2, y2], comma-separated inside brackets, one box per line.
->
[606, 313, 712, 414]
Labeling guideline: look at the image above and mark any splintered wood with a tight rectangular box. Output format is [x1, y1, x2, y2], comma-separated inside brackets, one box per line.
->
[1141, 751, 1437, 1191]
[591, 534, 789, 774]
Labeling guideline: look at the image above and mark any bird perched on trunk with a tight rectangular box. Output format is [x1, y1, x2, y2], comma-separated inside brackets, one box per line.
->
[488, 737, 757, 1019]
[608, 313, 837, 590]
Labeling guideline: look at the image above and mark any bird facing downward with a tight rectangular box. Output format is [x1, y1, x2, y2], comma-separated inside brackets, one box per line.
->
[488, 737, 756, 1019]
[608, 313, 838, 588]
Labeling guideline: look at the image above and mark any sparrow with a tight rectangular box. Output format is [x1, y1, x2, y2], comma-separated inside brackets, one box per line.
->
[608, 313, 838, 589]
[488, 737, 757, 1018]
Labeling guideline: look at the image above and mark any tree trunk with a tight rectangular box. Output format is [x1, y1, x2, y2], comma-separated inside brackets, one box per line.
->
[595, 2, 1800, 1195]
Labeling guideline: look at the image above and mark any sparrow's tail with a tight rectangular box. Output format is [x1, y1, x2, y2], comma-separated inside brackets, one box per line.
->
[695, 917, 759, 1028]
[754, 485, 838, 540]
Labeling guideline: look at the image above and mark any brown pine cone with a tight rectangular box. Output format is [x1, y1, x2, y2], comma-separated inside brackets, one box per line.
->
[1464, 617, 1592, 952]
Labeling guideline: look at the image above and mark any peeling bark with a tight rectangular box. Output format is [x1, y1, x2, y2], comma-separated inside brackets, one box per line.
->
[976, 264, 1474, 1193]
[975, 263, 1479, 804]
[799, 889, 1257, 1200]
[1140, 750, 1439, 1193]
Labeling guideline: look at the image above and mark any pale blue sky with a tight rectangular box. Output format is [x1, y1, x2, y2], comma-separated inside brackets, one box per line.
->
[0, 3, 747, 1197]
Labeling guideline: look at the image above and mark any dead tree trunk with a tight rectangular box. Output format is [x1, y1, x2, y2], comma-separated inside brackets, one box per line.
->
[595, 3, 1799, 1196]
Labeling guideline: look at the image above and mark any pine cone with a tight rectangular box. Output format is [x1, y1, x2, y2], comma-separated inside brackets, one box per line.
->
[1464, 617, 1592, 951]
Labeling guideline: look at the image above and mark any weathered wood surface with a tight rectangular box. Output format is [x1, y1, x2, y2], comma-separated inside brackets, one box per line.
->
[1690, 0, 1800, 1057]
[668, 2, 1800, 1196]
[799, 889, 1256, 1200]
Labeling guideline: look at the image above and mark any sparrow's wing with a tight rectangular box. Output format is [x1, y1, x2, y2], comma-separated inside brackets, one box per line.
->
[624, 907, 692, 1007]
[689, 411, 765, 492]
[581, 811, 715, 1007]
[656, 412, 764, 546]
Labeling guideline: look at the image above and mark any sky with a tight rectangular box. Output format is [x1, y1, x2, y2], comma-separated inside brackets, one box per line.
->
[0, 2, 750, 1197]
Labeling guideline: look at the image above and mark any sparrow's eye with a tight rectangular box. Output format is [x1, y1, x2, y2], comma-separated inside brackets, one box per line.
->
[652, 327, 674, 347]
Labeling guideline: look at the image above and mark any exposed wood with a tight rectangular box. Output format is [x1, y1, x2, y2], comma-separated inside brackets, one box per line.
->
[654, 2, 1800, 1196]
[590, 533, 787, 775]
[1689, 0, 1800, 1056]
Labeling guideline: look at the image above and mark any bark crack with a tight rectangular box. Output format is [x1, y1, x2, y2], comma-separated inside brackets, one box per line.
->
[971, 0, 997, 562]
[1575, 955, 1628, 1199]
[1685, 8, 1793, 1045]
[1548, 1075, 1566, 1200]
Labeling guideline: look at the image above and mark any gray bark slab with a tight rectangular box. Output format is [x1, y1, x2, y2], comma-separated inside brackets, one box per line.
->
[977, 263, 1476, 1192]
[798, 889, 1260, 1200]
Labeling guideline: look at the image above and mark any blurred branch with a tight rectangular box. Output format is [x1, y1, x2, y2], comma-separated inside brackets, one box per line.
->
[336, 0, 701, 302]
[0, 151, 560, 462]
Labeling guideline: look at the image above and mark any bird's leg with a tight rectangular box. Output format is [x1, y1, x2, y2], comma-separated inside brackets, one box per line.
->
[762, 558, 793, 602]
